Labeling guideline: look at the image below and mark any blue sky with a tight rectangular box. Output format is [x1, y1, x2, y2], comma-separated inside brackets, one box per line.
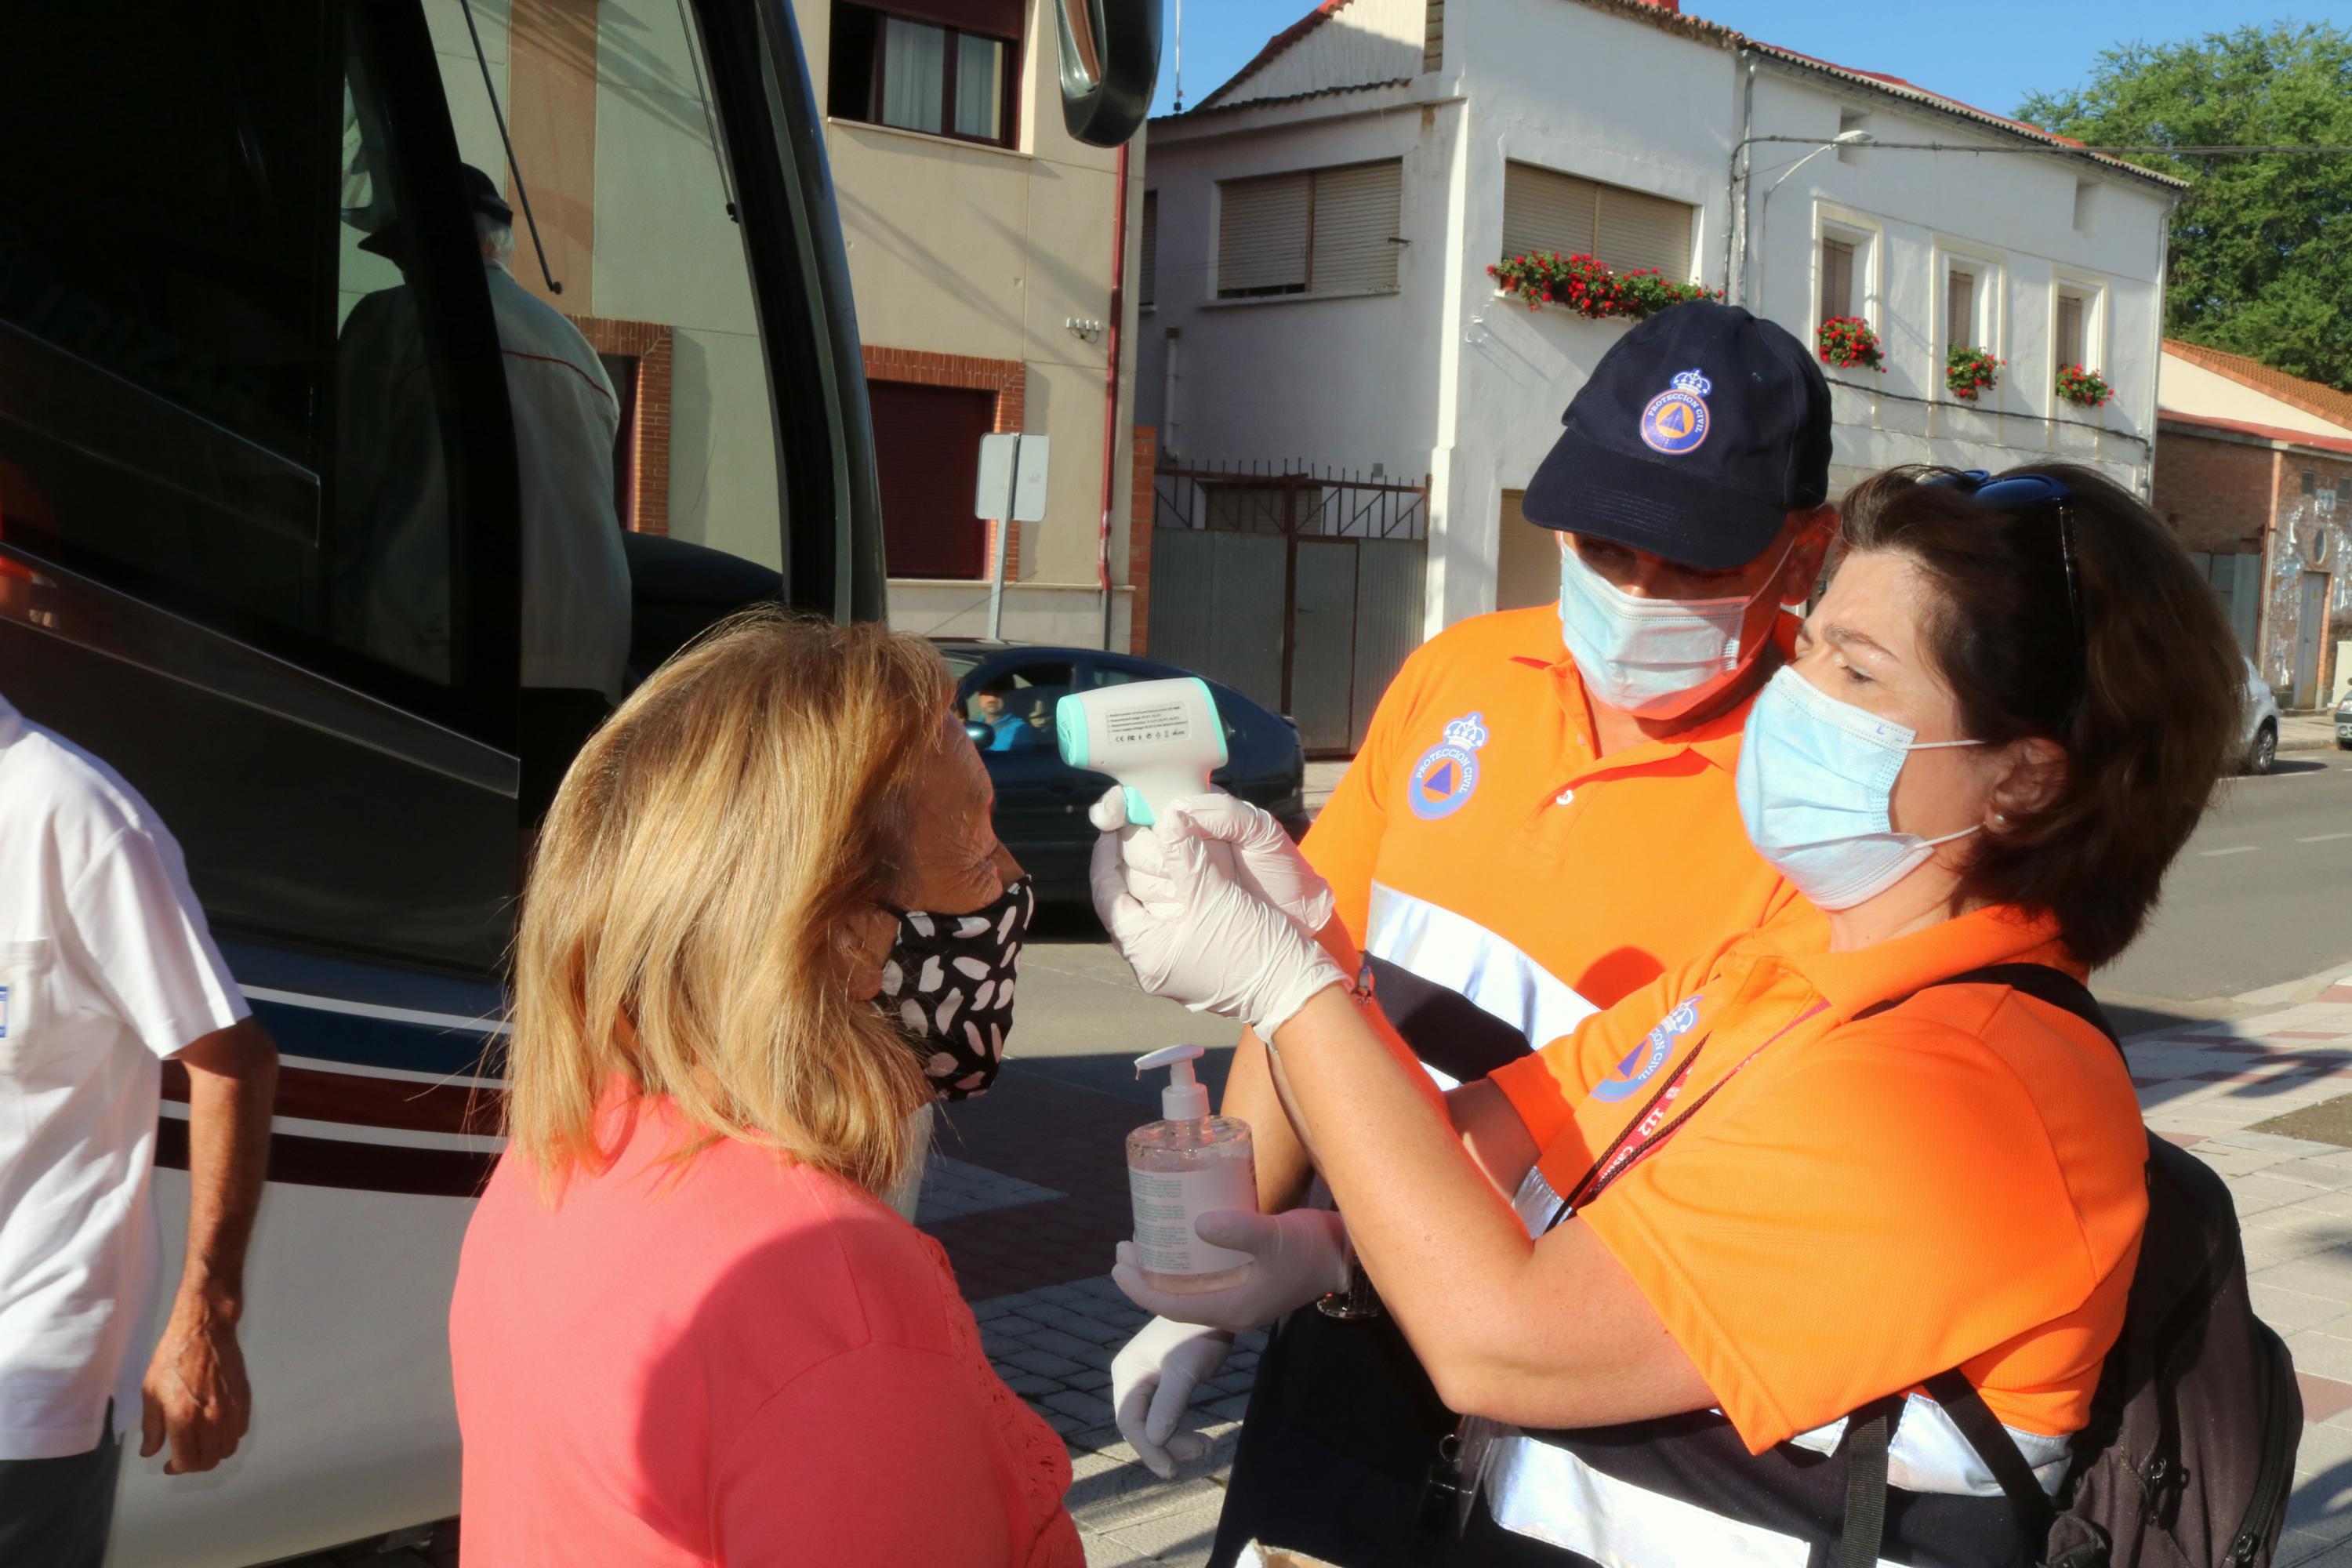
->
[1153, 1, 2351, 123]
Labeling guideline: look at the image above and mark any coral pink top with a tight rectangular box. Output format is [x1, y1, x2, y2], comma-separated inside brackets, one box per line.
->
[450, 1095, 1082, 1566]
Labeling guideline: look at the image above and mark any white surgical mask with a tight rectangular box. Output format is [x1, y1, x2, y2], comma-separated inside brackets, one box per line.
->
[1558, 539, 1791, 717]
[1734, 667, 1985, 910]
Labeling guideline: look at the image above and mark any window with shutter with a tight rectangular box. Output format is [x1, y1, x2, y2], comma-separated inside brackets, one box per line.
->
[1818, 238, 1856, 323]
[1503, 162, 1598, 261]
[1501, 162, 1693, 278]
[1140, 190, 1158, 308]
[1308, 161, 1401, 293]
[2055, 291, 2087, 369]
[1593, 183, 1692, 277]
[1946, 269, 1976, 347]
[870, 379, 997, 579]
[1495, 490, 1558, 612]
[1218, 172, 1310, 297]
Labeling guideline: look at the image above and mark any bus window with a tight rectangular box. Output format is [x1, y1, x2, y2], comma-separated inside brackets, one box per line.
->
[423, 0, 788, 616]
[0, 2, 517, 739]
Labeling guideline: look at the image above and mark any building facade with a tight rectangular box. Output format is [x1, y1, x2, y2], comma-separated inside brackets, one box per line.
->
[1134, 0, 2181, 641]
[416, 0, 1147, 649]
[2154, 340, 2352, 708]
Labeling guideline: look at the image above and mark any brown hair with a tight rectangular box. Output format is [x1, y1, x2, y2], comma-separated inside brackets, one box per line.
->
[1838, 464, 2243, 967]
[504, 608, 949, 1200]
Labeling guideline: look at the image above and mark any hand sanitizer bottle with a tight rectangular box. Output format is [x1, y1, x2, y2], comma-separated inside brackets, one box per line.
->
[1128, 1045, 1258, 1294]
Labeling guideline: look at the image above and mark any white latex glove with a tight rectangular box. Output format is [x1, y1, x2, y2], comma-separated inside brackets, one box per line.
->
[1091, 800, 1348, 1036]
[1111, 1318, 1233, 1479]
[1088, 787, 1336, 937]
[1112, 1207, 1351, 1333]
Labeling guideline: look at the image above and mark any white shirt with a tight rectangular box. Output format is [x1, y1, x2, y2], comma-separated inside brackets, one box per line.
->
[0, 692, 247, 1459]
[334, 259, 632, 699]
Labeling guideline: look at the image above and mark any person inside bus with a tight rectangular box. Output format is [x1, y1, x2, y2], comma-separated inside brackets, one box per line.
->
[334, 162, 631, 819]
[1091, 465, 2244, 1566]
[449, 610, 1080, 1566]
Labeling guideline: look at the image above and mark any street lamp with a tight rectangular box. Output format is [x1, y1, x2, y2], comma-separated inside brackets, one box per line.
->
[1745, 129, 1875, 310]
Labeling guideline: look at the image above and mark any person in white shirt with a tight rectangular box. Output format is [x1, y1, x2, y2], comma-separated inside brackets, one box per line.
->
[0, 691, 278, 1567]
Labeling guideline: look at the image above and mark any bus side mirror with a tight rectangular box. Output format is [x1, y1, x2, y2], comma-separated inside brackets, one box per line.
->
[1054, 0, 1160, 148]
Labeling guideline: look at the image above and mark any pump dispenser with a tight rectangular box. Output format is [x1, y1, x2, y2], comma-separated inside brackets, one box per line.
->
[1127, 1045, 1258, 1294]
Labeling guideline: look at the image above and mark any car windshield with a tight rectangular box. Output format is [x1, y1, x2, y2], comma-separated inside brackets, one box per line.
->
[935, 646, 986, 683]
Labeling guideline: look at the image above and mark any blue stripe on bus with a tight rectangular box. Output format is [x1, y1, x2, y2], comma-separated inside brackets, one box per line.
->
[246, 996, 505, 1080]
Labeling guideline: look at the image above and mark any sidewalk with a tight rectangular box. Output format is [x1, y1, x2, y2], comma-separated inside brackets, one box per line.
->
[927, 976, 2352, 1567]
[2282, 712, 2341, 752]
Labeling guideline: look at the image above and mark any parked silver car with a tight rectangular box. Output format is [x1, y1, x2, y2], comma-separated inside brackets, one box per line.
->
[2335, 689, 2351, 750]
[2243, 656, 2281, 774]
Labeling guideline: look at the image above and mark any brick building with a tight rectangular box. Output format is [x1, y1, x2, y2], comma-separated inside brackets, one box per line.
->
[2155, 341, 2352, 706]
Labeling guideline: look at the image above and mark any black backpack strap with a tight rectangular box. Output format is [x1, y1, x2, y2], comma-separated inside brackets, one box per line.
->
[1922, 964, 2120, 1050]
[1924, 1370, 2060, 1537]
[1836, 1396, 1906, 1568]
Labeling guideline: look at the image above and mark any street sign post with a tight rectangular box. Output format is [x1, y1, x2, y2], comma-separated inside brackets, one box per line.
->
[977, 432, 1050, 640]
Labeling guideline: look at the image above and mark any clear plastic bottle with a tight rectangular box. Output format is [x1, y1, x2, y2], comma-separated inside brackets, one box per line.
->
[1128, 1045, 1258, 1294]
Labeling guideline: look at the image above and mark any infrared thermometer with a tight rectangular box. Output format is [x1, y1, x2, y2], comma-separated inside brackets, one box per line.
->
[1056, 676, 1229, 827]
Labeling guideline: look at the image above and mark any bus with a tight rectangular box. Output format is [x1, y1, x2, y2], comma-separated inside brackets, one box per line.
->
[0, 2, 1153, 1560]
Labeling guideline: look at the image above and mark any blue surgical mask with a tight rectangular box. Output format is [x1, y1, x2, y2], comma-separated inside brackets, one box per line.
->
[1558, 540, 1791, 717]
[1734, 668, 1985, 910]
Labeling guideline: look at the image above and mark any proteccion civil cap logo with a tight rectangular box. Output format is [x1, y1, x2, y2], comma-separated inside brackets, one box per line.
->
[1638, 367, 1713, 456]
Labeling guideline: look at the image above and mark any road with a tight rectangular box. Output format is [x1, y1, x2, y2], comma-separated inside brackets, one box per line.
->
[996, 750, 2352, 1098]
[2098, 750, 2352, 1036]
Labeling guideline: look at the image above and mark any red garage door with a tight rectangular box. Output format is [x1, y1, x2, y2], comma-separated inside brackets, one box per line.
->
[869, 379, 996, 579]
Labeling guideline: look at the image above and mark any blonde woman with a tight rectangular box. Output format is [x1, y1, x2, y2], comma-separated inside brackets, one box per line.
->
[450, 612, 1078, 1566]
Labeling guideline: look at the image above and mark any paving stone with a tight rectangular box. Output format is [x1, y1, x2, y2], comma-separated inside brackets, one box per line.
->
[1073, 1471, 1229, 1532]
[1074, 1342, 1118, 1371]
[1003, 1372, 1066, 1397]
[1045, 1388, 1116, 1424]
[1069, 1367, 1115, 1394]
[2306, 1376, 2352, 1425]
[1006, 1347, 1088, 1378]
[1104, 1500, 1225, 1566]
[971, 1296, 1020, 1321]
[1076, 1530, 1153, 1568]
[1206, 1393, 1255, 1421]
[2296, 1421, 2352, 1479]
[1026, 1326, 1105, 1360]
[1034, 1404, 1087, 1437]
[2257, 1284, 2352, 1333]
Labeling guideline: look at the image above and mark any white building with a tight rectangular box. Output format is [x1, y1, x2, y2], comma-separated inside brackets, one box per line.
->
[1135, 0, 2183, 637]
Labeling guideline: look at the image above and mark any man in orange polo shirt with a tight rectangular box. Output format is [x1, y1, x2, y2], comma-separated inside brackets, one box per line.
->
[1107, 302, 1839, 1568]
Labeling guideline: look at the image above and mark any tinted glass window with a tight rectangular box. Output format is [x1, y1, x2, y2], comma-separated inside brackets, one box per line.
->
[0, 4, 491, 705]
[967, 659, 1073, 752]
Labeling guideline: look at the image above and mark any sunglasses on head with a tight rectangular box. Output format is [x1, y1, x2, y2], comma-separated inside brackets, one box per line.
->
[1924, 469, 2083, 644]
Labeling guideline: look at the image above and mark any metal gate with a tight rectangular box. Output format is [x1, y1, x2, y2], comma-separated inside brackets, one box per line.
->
[1147, 463, 1428, 757]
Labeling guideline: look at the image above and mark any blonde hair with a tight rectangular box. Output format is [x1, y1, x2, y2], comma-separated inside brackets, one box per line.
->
[505, 608, 949, 1200]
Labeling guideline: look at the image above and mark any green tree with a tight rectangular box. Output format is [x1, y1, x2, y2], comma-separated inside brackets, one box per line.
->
[2019, 24, 2352, 390]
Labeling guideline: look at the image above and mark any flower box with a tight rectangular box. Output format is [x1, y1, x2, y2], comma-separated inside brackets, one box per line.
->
[1486, 252, 1719, 322]
[1945, 344, 2002, 401]
[2054, 364, 2114, 408]
[1817, 315, 1885, 373]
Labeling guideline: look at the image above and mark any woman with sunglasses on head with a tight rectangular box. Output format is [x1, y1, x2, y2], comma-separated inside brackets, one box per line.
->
[1093, 464, 2245, 1566]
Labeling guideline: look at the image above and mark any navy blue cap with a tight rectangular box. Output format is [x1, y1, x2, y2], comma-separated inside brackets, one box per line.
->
[1521, 300, 1832, 570]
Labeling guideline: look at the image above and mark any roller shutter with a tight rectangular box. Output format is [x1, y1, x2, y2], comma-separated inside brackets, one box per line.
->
[1308, 161, 1402, 293]
[1218, 172, 1309, 297]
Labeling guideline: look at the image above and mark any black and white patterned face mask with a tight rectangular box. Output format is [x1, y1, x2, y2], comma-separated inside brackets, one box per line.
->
[877, 875, 1034, 1101]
